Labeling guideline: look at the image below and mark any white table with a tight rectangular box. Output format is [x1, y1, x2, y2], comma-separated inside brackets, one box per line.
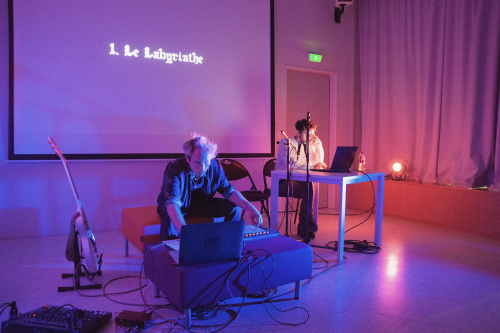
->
[270, 170, 385, 261]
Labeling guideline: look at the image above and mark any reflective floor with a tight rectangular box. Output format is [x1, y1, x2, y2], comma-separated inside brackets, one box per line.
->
[1, 208, 500, 332]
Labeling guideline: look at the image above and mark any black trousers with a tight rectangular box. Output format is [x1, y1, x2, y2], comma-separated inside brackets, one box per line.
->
[158, 198, 242, 241]
[278, 180, 317, 234]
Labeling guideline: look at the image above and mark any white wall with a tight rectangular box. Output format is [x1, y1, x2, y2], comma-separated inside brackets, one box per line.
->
[0, 0, 357, 239]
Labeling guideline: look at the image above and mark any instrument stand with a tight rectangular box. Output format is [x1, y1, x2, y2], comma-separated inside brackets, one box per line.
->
[58, 229, 103, 293]
[284, 140, 292, 237]
[304, 112, 334, 251]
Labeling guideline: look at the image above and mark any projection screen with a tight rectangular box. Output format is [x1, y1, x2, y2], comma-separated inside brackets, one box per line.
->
[9, 0, 274, 160]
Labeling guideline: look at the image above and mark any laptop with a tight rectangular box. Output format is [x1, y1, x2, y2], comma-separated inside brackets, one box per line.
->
[314, 146, 358, 173]
[166, 220, 246, 266]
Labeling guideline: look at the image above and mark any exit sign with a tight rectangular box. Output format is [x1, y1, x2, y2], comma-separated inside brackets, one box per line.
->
[309, 54, 322, 62]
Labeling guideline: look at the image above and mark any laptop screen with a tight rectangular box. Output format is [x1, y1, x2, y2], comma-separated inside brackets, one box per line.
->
[176, 220, 246, 266]
[318, 146, 358, 172]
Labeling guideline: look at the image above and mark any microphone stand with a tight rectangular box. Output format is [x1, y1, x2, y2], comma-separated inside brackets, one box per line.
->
[304, 112, 331, 250]
[305, 112, 311, 244]
[281, 131, 295, 237]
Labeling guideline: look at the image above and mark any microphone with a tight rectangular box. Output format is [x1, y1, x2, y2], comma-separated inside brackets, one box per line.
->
[298, 143, 303, 155]
[281, 131, 296, 150]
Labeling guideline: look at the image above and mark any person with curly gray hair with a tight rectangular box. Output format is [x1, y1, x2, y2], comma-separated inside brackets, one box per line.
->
[157, 133, 262, 240]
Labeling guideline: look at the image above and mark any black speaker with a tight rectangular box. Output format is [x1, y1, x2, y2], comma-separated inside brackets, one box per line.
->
[334, 6, 344, 24]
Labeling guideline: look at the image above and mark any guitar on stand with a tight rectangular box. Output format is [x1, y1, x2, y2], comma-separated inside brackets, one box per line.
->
[48, 137, 103, 292]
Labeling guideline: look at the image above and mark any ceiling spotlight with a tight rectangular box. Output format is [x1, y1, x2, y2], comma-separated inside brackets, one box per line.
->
[389, 161, 408, 181]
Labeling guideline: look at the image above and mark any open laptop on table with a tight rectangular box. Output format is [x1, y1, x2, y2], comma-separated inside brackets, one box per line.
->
[314, 146, 358, 173]
[165, 220, 246, 266]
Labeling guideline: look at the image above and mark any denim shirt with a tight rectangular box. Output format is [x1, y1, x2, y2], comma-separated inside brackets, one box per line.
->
[157, 157, 235, 213]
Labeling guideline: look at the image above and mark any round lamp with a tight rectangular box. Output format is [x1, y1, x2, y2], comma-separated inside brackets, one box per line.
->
[389, 161, 408, 180]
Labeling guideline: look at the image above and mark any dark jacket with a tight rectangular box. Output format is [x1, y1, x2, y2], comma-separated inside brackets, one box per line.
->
[157, 157, 235, 214]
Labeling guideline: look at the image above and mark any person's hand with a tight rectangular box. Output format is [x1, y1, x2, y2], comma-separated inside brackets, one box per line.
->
[315, 162, 327, 169]
[247, 207, 263, 230]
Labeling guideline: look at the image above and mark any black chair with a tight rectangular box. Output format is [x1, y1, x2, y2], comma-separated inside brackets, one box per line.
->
[263, 158, 300, 225]
[220, 159, 270, 225]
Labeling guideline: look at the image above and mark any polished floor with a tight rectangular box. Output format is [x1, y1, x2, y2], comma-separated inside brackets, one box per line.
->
[1, 208, 500, 332]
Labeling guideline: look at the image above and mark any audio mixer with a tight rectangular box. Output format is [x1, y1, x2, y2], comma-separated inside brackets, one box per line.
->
[1, 305, 112, 333]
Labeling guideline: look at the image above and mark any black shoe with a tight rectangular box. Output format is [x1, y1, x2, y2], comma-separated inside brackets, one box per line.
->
[297, 228, 316, 241]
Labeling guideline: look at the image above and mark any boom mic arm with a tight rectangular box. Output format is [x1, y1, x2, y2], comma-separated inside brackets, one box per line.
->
[281, 130, 297, 150]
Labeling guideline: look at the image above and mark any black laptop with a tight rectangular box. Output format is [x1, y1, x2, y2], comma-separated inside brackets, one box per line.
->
[168, 220, 246, 266]
[314, 146, 358, 173]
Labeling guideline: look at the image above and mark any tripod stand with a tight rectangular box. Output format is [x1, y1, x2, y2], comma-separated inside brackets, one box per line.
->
[280, 131, 297, 238]
[303, 112, 331, 250]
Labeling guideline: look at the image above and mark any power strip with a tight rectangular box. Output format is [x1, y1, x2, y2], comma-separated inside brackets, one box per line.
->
[115, 310, 151, 329]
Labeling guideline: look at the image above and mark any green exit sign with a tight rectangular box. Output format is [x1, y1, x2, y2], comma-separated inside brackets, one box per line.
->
[309, 54, 322, 62]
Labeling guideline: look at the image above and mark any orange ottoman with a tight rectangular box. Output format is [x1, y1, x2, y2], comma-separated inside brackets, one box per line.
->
[121, 206, 216, 256]
[121, 206, 161, 256]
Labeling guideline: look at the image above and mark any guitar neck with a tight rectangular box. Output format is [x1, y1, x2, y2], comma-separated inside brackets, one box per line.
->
[48, 137, 82, 212]
[61, 156, 83, 212]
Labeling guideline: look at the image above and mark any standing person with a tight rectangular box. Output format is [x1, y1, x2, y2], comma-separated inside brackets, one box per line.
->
[157, 134, 262, 241]
[276, 119, 327, 240]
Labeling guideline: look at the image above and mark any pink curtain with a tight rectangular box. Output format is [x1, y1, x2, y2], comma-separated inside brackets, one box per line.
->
[358, 0, 500, 190]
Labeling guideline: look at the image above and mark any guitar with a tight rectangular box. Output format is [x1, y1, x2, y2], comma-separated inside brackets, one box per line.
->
[48, 137, 99, 275]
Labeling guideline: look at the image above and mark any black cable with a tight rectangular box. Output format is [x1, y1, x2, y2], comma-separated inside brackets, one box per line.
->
[343, 171, 376, 234]
[242, 248, 276, 294]
[312, 251, 329, 269]
[191, 257, 251, 332]
[318, 170, 381, 254]
[102, 275, 151, 306]
[139, 243, 247, 331]
[326, 240, 381, 254]
[191, 247, 308, 330]
[0, 303, 12, 317]
[72, 266, 150, 301]
[318, 205, 374, 216]
[215, 254, 347, 315]
[245, 288, 278, 298]
[300, 255, 347, 285]
[318, 170, 376, 231]
[139, 243, 176, 318]
[270, 255, 347, 302]
[190, 258, 245, 320]
[137, 242, 342, 331]
[277, 195, 300, 225]
[243, 248, 310, 326]
[71, 259, 169, 309]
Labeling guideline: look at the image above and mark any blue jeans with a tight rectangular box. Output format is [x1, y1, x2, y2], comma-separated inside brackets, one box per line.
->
[278, 180, 317, 234]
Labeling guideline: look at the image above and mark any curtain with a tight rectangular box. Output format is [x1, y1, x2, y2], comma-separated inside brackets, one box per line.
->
[358, 0, 500, 190]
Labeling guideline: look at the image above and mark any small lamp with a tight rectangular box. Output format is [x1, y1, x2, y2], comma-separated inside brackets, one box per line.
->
[389, 161, 408, 181]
